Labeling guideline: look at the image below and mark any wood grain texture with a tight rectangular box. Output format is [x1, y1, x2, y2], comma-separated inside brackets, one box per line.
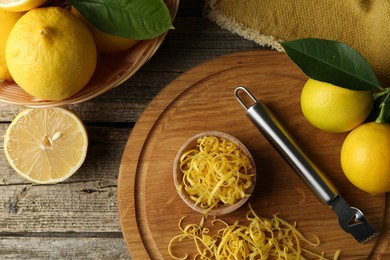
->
[0, 126, 130, 258]
[0, 237, 130, 259]
[118, 50, 389, 259]
[0, 0, 260, 256]
[0, 0, 285, 258]
[3, 0, 386, 256]
[0, 182, 119, 232]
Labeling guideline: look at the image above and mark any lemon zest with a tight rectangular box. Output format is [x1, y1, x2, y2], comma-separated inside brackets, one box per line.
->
[168, 204, 340, 259]
[179, 136, 254, 212]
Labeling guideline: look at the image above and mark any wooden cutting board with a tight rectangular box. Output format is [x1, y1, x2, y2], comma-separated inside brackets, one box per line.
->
[117, 50, 390, 259]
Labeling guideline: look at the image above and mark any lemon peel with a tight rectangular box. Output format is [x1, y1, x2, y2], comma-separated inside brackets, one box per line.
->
[168, 204, 341, 259]
[178, 136, 254, 212]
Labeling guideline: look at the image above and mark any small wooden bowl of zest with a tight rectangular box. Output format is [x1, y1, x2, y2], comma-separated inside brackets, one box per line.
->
[173, 131, 256, 216]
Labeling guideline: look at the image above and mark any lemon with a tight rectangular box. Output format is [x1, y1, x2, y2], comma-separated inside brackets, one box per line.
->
[71, 7, 138, 54]
[300, 79, 373, 133]
[86, 23, 139, 54]
[340, 122, 390, 195]
[4, 107, 88, 184]
[0, 0, 46, 12]
[6, 7, 97, 100]
[0, 9, 24, 82]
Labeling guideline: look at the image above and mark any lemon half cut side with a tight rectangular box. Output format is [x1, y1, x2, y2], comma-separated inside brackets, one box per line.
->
[0, 0, 46, 12]
[4, 107, 88, 184]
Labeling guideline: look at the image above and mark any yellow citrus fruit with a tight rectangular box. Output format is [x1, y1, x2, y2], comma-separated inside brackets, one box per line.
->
[340, 122, 390, 195]
[6, 7, 97, 100]
[87, 23, 139, 54]
[300, 79, 373, 133]
[4, 107, 88, 184]
[0, 9, 24, 82]
[71, 7, 138, 54]
[0, 0, 46, 12]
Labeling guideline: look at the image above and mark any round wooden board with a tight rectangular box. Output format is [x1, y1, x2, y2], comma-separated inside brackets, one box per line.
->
[117, 50, 390, 259]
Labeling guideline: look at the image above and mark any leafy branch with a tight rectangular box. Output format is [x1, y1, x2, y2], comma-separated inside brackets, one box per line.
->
[281, 38, 390, 124]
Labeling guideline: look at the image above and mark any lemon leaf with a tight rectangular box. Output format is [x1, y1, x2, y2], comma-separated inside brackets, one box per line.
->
[281, 38, 380, 91]
[69, 0, 173, 40]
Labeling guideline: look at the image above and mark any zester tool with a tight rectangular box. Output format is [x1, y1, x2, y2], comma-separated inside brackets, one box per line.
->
[234, 86, 378, 243]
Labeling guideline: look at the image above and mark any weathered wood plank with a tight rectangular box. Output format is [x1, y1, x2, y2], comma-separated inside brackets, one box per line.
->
[0, 237, 130, 259]
[176, 0, 206, 17]
[142, 18, 262, 72]
[0, 182, 120, 232]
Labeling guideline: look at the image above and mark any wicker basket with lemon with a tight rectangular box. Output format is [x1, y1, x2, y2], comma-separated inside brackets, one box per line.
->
[0, 0, 179, 107]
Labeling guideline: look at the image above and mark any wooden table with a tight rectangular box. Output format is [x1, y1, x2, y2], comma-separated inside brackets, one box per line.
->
[0, 1, 261, 258]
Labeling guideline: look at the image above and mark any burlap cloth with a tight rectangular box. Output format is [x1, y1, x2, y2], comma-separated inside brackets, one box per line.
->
[205, 0, 390, 87]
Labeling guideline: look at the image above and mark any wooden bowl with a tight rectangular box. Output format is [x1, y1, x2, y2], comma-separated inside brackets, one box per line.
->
[173, 131, 257, 216]
[0, 0, 179, 108]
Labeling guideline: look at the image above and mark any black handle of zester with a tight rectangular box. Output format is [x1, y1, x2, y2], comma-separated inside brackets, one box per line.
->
[234, 86, 338, 204]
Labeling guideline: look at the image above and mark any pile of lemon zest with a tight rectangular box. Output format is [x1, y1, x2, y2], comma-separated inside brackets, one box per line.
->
[168, 204, 340, 259]
[179, 136, 253, 211]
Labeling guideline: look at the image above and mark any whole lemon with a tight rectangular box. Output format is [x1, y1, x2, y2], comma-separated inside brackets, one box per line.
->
[0, 9, 24, 82]
[85, 22, 139, 54]
[300, 79, 373, 133]
[6, 7, 97, 100]
[71, 7, 138, 54]
[340, 122, 390, 195]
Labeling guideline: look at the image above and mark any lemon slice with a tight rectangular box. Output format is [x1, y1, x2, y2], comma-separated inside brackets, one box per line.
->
[0, 0, 47, 12]
[4, 107, 88, 184]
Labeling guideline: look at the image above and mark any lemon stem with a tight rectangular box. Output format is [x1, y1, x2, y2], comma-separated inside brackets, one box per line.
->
[375, 92, 390, 124]
[373, 88, 390, 100]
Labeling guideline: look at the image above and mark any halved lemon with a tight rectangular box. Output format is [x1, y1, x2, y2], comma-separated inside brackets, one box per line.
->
[4, 107, 88, 184]
[0, 0, 47, 12]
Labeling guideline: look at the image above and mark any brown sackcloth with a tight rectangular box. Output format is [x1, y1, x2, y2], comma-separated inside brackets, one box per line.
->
[205, 0, 390, 87]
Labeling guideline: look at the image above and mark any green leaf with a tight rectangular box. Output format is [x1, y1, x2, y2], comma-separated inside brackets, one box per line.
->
[281, 38, 381, 91]
[69, 0, 173, 40]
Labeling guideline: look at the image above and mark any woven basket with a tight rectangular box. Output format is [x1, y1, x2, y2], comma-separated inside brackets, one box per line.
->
[0, 0, 180, 108]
